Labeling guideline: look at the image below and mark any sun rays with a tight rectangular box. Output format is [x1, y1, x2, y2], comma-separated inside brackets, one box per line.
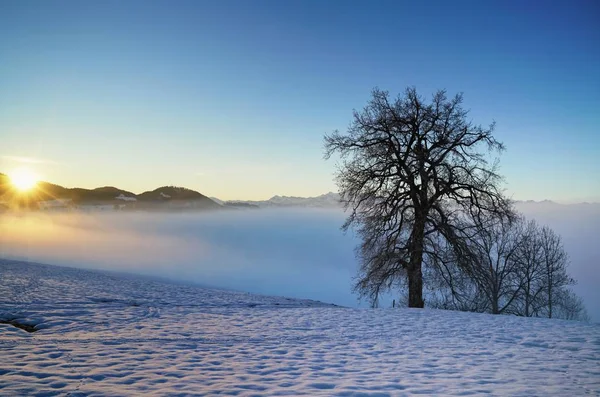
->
[9, 167, 39, 191]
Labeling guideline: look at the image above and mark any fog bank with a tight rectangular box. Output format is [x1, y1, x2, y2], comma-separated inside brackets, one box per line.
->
[1, 204, 598, 321]
[0, 209, 359, 307]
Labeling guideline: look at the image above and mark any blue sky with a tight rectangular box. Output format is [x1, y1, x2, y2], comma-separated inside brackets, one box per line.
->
[1, 0, 598, 201]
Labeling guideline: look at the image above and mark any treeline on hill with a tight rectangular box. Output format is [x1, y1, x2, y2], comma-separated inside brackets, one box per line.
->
[325, 87, 589, 321]
[0, 173, 220, 210]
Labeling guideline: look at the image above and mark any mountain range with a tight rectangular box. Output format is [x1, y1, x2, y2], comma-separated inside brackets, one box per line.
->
[0, 172, 342, 211]
[0, 172, 220, 210]
[218, 192, 342, 209]
[1, 172, 597, 212]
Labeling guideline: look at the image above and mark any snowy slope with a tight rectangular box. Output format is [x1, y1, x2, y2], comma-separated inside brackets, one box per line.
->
[1, 260, 599, 396]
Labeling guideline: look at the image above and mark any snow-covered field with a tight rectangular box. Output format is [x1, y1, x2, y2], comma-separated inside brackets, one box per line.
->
[1, 260, 599, 396]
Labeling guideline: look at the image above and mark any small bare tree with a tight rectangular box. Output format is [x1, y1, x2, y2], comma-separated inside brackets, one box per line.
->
[554, 288, 589, 322]
[513, 219, 546, 317]
[324, 87, 512, 307]
[428, 214, 589, 321]
[461, 215, 524, 314]
[538, 225, 573, 318]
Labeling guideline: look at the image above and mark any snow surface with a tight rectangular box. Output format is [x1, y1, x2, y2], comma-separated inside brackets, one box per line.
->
[115, 194, 137, 202]
[1, 260, 599, 396]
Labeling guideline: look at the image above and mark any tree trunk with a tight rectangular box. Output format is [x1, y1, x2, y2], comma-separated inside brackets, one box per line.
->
[407, 258, 424, 308]
[491, 284, 499, 314]
[491, 295, 499, 314]
[548, 283, 553, 319]
[524, 279, 530, 317]
[407, 216, 426, 308]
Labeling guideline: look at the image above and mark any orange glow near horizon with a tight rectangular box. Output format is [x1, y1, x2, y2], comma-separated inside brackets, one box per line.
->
[9, 167, 39, 192]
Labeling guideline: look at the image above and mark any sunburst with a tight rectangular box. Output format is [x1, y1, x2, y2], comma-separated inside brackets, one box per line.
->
[9, 168, 39, 191]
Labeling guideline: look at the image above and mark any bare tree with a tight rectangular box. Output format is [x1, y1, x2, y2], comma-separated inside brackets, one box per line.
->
[511, 220, 575, 318]
[426, 236, 489, 313]
[513, 219, 546, 317]
[427, 214, 589, 321]
[324, 87, 512, 307]
[538, 225, 573, 318]
[553, 288, 589, 322]
[460, 215, 524, 314]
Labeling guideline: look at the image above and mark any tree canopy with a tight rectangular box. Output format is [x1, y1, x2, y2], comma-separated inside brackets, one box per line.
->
[325, 87, 512, 307]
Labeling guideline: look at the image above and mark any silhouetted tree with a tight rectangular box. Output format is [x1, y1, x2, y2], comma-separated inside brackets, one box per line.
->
[513, 219, 546, 317]
[509, 220, 575, 318]
[324, 87, 512, 307]
[537, 225, 572, 318]
[427, 214, 588, 321]
[460, 215, 524, 314]
[554, 288, 589, 322]
[426, 234, 493, 313]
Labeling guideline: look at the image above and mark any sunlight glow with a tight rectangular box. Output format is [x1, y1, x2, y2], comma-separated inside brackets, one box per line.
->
[9, 168, 39, 191]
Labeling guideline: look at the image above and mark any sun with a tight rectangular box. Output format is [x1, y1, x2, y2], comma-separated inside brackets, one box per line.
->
[9, 168, 39, 191]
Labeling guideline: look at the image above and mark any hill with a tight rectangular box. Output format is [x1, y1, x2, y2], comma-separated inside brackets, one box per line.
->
[0, 172, 221, 210]
[0, 172, 12, 197]
[136, 186, 221, 210]
[138, 186, 211, 201]
[69, 186, 137, 203]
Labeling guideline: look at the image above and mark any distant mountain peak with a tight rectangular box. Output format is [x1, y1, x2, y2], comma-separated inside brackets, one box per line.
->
[515, 199, 560, 205]
[219, 192, 341, 209]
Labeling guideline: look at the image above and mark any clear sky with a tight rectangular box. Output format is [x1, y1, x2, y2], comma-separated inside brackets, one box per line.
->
[1, 0, 599, 201]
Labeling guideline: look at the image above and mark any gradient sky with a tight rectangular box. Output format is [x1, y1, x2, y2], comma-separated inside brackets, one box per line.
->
[1, 0, 599, 201]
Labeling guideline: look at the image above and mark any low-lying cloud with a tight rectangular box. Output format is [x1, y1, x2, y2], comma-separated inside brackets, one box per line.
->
[1, 204, 598, 321]
[0, 209, 359, 307]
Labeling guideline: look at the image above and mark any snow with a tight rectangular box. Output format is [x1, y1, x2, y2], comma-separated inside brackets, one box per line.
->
[115, 194, 137, 202]
[223, 192, 342, 208]
[160, 192, 171, 198]
[1, 260, 599, 396]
